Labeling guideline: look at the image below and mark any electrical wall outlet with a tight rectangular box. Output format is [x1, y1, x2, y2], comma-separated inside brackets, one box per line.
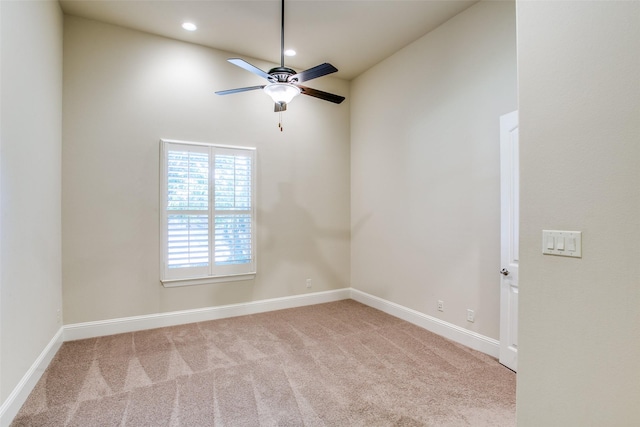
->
[305, 279, 312, 289]
[437, 300, 444, 312]
[467, 309, 475, 323]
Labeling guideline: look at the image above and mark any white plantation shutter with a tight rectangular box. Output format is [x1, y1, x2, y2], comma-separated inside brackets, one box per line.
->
[167, 147, 209, 274]
[161, 140, 256, 285]
[214, 151, 253, 269]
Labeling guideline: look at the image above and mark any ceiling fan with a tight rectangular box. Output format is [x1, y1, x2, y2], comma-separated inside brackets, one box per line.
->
[215, 0, 345, 116]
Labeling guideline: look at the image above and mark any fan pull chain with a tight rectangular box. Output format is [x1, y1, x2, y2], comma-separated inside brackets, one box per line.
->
[278, 112, 283, 131]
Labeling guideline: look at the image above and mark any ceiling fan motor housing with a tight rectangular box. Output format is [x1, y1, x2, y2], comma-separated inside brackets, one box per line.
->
[268, 67, 297, 82]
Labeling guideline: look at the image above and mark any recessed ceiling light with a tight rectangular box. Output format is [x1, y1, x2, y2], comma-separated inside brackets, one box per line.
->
[182, 22, 197, 31]
[284, 49, 296, 57]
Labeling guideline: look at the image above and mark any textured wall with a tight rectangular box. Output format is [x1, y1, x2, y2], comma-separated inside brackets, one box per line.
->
[350, 0, 517, 340]
[62, 17, 351, 324]
[516, 1, 640, 424]
[0, 0, 63, 402]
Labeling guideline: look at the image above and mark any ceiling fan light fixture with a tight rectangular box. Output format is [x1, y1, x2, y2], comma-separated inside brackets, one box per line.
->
[263, 83, 301, 105]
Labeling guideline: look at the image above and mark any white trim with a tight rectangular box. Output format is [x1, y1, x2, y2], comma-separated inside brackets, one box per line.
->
[160, 138, 256, 152]
[0, 328, 64, 427]
[161, 273, 256, 287]
[64, 288, 351, 341]
[2, 288, 500, 426]
[350, 289, 500, 357]
[63, 288, 499, 357]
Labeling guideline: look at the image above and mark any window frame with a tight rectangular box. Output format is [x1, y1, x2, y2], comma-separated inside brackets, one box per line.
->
[160, 139, 257, 287]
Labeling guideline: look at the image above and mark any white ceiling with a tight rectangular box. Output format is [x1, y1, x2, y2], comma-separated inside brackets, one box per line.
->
[59, 0, 478, 81]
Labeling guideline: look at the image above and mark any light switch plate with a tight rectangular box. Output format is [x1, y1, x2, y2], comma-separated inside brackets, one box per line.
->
[542, 230, 582, 258]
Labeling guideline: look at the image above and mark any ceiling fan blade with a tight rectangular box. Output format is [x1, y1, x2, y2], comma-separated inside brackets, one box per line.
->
[215, 85, 265, 96]
[289, 63, 338, 83]
[227, 58, 273, 81]
[298, 85, 345, 104]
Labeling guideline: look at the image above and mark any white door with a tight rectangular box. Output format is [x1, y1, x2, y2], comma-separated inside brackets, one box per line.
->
[499, 110, 519, 372]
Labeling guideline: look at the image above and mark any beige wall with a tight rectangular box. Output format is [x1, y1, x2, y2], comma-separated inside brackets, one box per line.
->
[517, 1, 640, 424]
[9, 1, 639, 423]
[0, 0, 64, 402]
[350, 0, 517, 339]
[62, 16, 351, 324]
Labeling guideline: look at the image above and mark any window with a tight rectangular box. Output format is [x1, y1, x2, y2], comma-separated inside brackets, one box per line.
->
[160, 139, 256, 286]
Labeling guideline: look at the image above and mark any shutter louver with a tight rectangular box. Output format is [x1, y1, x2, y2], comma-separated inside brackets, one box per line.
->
[214, 154, 253, 265]
[166, 150, 209, 269]
[167, 214, 209, 268]
[167, 150, 208, 210]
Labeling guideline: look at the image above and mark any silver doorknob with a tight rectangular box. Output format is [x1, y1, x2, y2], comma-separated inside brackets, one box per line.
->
[500, 268, 509, 276]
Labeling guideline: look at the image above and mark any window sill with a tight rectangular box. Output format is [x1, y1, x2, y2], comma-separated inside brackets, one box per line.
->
[161, 273, 256, 288]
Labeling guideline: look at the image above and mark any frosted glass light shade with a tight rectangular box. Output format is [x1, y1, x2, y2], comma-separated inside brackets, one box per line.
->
[263, 83, 301, 105]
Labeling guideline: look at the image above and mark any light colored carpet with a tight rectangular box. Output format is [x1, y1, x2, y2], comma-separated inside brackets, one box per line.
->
[12, 300, 515, 426]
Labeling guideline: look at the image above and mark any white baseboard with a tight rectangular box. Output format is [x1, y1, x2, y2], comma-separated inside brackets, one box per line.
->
[64, 288, 351, 341]
[350, 288, 499, 358]
[2, 287, 498, 426]
[0, 327, 64, 427]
